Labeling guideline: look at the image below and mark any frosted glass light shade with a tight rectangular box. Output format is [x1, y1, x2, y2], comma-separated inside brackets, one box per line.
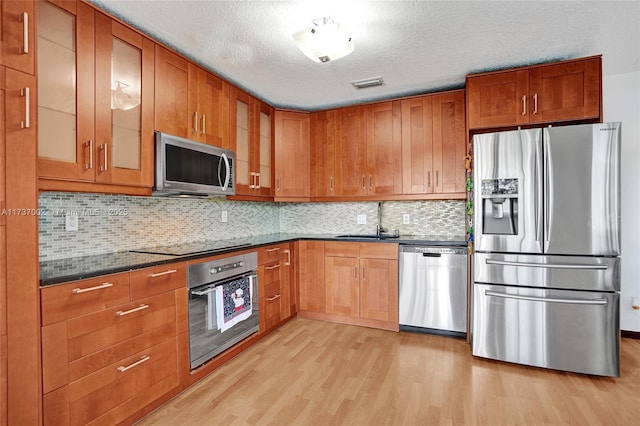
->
[293, 17, 354, 63]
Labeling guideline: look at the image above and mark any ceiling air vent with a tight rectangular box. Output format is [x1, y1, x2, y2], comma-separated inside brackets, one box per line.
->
[351, 76, 384, 90]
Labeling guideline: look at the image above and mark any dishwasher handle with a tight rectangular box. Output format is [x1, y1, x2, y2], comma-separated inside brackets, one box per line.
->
[422, 253, 442, 257]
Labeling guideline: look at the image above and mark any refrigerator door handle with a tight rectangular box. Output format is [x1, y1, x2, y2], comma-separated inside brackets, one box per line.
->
[534, 135, 543, 243]
[485, 259, 608, 270]
[543, 130, 552, 247]
[485, 290, 608, 306]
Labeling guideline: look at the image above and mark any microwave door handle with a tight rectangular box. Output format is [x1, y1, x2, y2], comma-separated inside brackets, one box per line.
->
[220, 152, 230, 191]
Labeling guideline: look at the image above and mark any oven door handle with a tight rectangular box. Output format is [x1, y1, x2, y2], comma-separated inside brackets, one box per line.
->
[191, 273, 258, 296]
[192, 287, 216, 296]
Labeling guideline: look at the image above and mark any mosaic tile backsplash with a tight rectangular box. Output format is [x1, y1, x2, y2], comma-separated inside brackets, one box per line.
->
[38, 193, 465, 260]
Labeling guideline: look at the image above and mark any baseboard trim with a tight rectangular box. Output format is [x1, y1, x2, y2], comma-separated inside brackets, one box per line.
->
[621, 330, 640, 339]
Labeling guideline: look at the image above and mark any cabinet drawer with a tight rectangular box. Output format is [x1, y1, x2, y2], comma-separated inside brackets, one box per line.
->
[66, 291, 176, 362]
[41, 273, 131, 326]
[261, 262, 281, 296]
[68, 338, 178, 426]
[130, 262, 186, 299]
[359, 243, 398, 260]
[260, 294, 281, 333]
[258, 244, 287, 265]
[324, 242, 359, 257]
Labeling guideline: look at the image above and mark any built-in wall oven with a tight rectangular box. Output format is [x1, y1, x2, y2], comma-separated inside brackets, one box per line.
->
[187, 252, 258, 369]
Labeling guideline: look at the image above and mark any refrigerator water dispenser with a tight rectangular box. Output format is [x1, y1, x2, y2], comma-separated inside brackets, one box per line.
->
[481, 178, 518, 235]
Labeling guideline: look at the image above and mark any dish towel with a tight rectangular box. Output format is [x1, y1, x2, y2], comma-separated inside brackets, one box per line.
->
[214, 275, 253, 333]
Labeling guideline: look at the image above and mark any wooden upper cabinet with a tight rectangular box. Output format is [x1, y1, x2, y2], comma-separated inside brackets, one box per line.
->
[310, 110, 336, 197]
[190, 66, 230, 148]
[155, 48, 230, 148]
[94, 13, 154, 187]
[528, 57, 601, 124]
[466, 69, 529, 129]
[401, 90, 466, 196]
[230, 87, 254, 196]
[254, 100, 274, 198]
[229, 87, 273, 199]
[467, 56, 601, 129]
[401, 96, 434, 194]
[154, 46, 190, 138]
[365, 101, 402, 195]
[274, 110, 310, 200]
[37, 1, 95, 182]
[432, 91, 466, 194]
[334, 102, 402, 197]
[1, 0, 36, 75]
[335, 106, 367, 196]
[37, 2, 154, 190]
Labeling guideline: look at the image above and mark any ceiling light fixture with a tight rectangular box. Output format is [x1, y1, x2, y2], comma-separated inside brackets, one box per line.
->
[351, 76, 385, 89]
[292, 16, 354, 63]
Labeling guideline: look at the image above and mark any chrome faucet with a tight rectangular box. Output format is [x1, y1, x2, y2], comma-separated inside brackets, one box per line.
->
[377, 202, 387, 236]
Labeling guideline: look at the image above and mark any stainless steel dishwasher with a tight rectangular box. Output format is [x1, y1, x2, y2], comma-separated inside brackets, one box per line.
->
[399, 245, 468, 337]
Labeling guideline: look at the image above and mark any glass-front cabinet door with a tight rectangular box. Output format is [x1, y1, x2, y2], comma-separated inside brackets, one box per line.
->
[37, 2, 153, 189]
[94, 12, 153, 187]
[256, 102, 273, 197]
[37, 0, 95, 181]
[230, 87, 253, 195]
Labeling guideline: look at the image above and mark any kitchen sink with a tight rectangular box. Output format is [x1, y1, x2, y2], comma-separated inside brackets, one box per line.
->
[336, 234, 400, 240]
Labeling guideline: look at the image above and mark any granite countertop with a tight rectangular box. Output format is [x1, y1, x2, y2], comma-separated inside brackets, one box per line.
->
[39, 233, 467, 286]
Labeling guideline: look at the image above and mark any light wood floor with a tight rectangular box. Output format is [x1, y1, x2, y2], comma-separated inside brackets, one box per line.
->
[138, 318, 640, 425]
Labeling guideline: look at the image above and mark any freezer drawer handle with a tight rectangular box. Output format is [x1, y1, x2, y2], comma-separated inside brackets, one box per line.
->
[422, 253, 442, 257]
[485, 259, 607, 270]
[485, 290, 607, 306]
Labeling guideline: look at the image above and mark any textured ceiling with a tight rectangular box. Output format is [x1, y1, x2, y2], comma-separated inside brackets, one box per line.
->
[88, 0, 640, 111]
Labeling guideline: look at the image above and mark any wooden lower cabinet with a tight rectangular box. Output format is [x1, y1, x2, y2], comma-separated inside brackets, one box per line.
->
[41, 262, 187, 425]
[298, 240, 325, 313]
[300, 241, 399, 331]
[257, 243, 296, 335]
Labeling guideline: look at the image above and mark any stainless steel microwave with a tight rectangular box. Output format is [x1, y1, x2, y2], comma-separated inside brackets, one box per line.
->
[153, 131, 235, 196]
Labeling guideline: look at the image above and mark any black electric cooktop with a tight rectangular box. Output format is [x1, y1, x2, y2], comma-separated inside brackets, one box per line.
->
[129, 240, 252, 256]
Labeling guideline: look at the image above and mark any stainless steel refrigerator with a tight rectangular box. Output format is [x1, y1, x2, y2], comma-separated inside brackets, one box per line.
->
[472, 122, 621, 377]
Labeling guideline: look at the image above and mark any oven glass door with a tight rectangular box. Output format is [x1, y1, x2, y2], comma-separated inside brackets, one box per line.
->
[188, 273, 258, 369]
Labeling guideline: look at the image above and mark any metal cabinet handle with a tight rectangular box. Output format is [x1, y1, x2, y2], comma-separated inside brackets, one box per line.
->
[84, 140, 94, 170]
[20, 87, 30, 129]
[277, 177, 281, 192]
[329, 176, 334, 191]
[249, 172, 256, 189]
[117, 355, 150, 372]
[72, 282, 113, 294]
[354, 265, 357, 279]
[522, 95, 527, 116]
[149, 269, 177, 278]
[266, 247, 280, 252]
[99, 144, 108, 171]
[427, 171, 431, 188]
[116, 304, 149, 316]
[255, 173, 261, 189]
[533, 93, 538, 115]
[485, 290, 607, 306]
[435, 170, 439, 188]
[22, 12, 29, 54]
[369, 175, 373, 190]
[201, 114, 206, 135]
[361, 265, 365, 280]
[284, 249, 291, 266]
[193, 111, 198, 133]
[267, 294, 281, 302]
[265, 264, 280, 270]
[361, 175, 366, 191]
[485, 259, 607, 270]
